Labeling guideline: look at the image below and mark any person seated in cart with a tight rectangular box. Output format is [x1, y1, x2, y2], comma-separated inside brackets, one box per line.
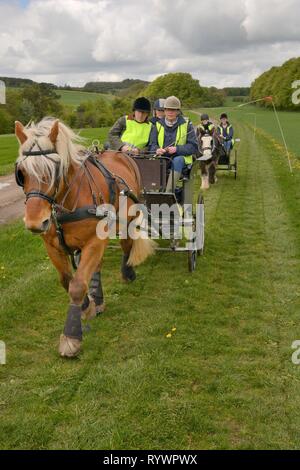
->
[196, 113, 216, 139]
[150, 98, 165, 125]
[108, 97, 153, 155]
[217, 113, 235, 155]
[149, 95, 198, 192]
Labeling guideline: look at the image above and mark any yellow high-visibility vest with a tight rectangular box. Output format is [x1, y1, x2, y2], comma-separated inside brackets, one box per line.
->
[156, 120, 193, 164]
[218, 124, 235, 145]
[121, 116, 152, 149]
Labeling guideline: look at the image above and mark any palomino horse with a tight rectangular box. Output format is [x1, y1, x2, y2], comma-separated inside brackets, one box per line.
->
[15, 117, 155, 358]
[197, 134, 221, 190]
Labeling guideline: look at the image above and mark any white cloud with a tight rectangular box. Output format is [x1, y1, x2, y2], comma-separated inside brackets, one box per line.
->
[0, 0, 299, 87]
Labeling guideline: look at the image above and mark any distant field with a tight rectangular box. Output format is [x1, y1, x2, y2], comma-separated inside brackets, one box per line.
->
[193, 103, 300, 159]
[0, 134, 19, 176]
[56, 89, 115, 108]
[7, 87, 115, 107]
[0, 128, 109, 176]
[232, 106, 300, 158]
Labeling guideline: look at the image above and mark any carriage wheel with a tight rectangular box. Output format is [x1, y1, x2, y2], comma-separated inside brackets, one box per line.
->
[196, 194, 205, 256]
[234, 150, 238, 180]
[188, 249, 197, 272]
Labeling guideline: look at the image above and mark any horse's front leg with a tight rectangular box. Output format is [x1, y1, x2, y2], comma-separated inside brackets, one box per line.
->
[200, 162, 209, 190]
[81, 266, 105, 320]
[59, 239, 107, 358]
[44, 240, 73, 292]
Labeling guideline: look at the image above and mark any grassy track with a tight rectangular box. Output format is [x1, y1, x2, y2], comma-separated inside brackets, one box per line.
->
[1, 116, 300, 449]
[0, 128, 109, 176]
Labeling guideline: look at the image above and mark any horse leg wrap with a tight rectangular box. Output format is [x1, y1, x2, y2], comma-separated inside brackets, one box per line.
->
[121, 254, 136, 282]
[89, 271, 104, 306]
[64, 304, 83, 340]
[81, 295, 90, 311]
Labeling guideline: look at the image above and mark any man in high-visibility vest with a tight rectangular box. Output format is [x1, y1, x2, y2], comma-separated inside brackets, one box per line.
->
[149, 95, 198, 192]
[217, 113, 234, 154]
[108, 97, 152, 154]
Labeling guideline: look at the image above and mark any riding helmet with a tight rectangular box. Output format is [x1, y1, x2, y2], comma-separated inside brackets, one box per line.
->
[133, 97, 151, 113]
[201, 113, 209, 120]
[164, 96, 181, 110]
[153, 98, 166, 111]
[220, 113, 228, 120]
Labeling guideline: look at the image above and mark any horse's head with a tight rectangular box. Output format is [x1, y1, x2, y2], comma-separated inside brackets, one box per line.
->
[15, 117, 85, 234]
[201, 135, 213, 158]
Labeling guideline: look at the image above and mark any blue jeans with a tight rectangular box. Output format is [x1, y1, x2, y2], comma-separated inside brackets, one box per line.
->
[223, 140, 232, 153]
[171, 156, 186, 173]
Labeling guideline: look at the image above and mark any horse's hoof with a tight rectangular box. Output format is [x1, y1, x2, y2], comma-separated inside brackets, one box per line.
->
[58, 334, 81, 358]
[81, 297, 97, 320]
[96, 303, 106, 315]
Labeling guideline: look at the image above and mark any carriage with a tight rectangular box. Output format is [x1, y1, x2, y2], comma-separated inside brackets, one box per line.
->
[133, 154, 205, 272]
[217, 138, 240, 179]
[197, 133, 240, 183]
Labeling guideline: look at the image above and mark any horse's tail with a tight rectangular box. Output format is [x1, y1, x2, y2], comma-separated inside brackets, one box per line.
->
[127, 237, 156, 267]
[127, 211, 156, 267]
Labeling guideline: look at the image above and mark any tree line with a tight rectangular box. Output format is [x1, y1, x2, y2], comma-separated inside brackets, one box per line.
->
[250, 57, 300, 110]
[0, 72, 253, 134]
[0, 85, 132, 134]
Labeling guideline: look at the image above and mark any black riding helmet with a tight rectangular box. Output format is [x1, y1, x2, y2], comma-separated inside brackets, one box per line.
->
[220, 113, 228, 120]
[133, 97, 151, 113]
[201, 113, 209, 121]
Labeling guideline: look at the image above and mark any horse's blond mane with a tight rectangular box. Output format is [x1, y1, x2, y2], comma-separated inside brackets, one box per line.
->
[17, 117, 87, 189]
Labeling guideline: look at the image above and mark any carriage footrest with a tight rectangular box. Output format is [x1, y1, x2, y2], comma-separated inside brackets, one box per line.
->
[144, 191, 178, 208]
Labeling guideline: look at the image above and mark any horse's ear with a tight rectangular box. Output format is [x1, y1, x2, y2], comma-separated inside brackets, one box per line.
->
[49, 119, 60, 144]
[15, 121, 27, 144]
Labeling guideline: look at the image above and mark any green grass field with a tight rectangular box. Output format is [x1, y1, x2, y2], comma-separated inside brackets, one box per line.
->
[1, 116, 300, 449]
[57, 89, 115, 108]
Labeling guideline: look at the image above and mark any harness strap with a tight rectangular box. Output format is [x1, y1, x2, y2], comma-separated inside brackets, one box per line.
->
[57, 206, 105, 224]
[87, 154, 117, 205]
[26, 191, 55, 203]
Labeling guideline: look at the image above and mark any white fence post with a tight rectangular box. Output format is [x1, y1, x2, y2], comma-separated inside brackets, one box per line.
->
[0, 341, 6, 365]
[0, 80, 6, 105]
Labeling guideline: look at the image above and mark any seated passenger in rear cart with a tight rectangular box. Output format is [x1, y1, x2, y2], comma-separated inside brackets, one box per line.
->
[108, 97, 153, 155]
[149, 96, 198, 193]
[217, 113, 235, 155]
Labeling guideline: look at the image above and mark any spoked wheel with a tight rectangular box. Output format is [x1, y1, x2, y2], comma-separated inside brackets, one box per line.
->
[234, 150, 238, 179]
[188, 249, 197, 272]
[196, 194, 205, 256]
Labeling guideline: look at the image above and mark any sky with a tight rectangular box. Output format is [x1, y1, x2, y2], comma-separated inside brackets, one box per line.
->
[0, 0, 300, 88]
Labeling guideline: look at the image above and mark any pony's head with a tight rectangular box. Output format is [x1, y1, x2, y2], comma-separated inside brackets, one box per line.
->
[201, 135, 213, 157]
[15, 117, 85, 233]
